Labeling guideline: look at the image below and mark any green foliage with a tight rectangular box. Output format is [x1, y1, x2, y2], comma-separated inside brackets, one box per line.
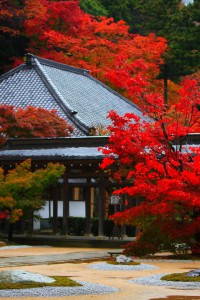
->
[130, 0, 182, 35]
[129, 0, 200, 83]
[161, 273, 200, 282]
[0, 276, 81, 290]
[97, 0, 200, 102]
[80, 0, 108, 16]
[99, 0, 133, 23]
[5, 160, 65, 210]
[0, 159, 65, 222]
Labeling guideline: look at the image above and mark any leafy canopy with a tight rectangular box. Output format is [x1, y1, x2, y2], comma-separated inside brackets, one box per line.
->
[0, 104, 71, 221]
[101, 77, 200, 255]
[0, 105, 74, 145]
[0, 159, 65, 222]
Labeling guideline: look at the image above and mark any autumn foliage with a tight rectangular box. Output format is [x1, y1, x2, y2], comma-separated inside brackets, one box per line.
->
[0, 104, 71, 222]
[0, 1, 199, 107]
[0, 159, 65, 223]
[0, 105, 74, 145]
[19, 0, 167, 105]
[0, 1, 200, 251]
[0, 0, 24, 36]
[101, 78, 200, 255]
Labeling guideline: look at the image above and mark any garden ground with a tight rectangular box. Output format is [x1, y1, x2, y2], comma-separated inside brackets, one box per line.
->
[0, 245, 199, 300]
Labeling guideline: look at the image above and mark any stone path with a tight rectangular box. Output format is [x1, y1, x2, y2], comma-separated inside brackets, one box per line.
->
[0, 250, 110, 267]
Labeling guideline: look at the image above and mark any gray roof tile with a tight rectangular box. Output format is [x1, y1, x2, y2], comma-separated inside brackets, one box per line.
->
[0, 147, 104, 161]
[0, 66, 83, 136]
[0, 54, 145, 136]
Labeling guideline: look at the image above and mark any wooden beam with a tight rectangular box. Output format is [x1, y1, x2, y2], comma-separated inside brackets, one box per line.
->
[98, 171, 105, 237]
[61, 169, 69, 235]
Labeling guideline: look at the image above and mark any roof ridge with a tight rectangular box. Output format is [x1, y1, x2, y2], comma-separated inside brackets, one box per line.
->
[0, 64, 25, 83]
[33, 58, 90, 134]
[25, 53, 89, 76]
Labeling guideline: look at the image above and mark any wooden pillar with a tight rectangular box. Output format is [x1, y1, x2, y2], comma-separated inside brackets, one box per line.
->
[27, 214, 33, 234]
[85, 179, 92, 236]
[98, 171, 105, 237]
[62, 169, 69, 235]
[52, 187, 58, 234]
[121, 195, 127, 237]
[90, 187, 94, 218]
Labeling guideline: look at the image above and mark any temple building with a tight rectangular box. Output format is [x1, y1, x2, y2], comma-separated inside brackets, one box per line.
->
[0, 54, 199, 242]
[0, 54, 144, 238]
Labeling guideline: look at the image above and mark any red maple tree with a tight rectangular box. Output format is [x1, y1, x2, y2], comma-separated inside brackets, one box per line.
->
[2, 1, 197, 109]
[0, 104, 72, 223]
[0, 1, 168, 106]
[101, 78, 200, 255]
[0, 0, 23, 37]
[22, 0, 167, 105]
[0, 105, 74, 145]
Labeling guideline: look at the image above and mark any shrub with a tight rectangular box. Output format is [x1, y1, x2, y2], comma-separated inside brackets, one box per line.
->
[191, 242, 200, 256]
[123, 240, 157, 257]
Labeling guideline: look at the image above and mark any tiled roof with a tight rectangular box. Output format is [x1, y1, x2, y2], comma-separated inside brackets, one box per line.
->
[0, 136, 108, 162]
[0, 147, 104, 162]
[0, 53, 145, 136]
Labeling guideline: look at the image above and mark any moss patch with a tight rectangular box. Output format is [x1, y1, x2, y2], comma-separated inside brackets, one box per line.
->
[67, 257, 109, 264]
[68, 257, 140, 266]
[161, 273, 200, 282]
[0, 276, 81, 290]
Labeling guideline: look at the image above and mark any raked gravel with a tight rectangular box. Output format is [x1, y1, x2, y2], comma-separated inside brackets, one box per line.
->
[129, 274, 200, 289]
[88, 262, 159, 271]
[0, 245, 33, 250]
[0, 281, 118, 297]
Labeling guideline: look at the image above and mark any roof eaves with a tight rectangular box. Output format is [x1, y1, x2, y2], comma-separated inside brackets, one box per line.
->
[5, 136, 110, 149]
[33, 57, 90, 135]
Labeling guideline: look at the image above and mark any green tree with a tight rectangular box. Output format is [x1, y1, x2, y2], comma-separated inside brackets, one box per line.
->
[0, 159, 65, 240]
[3, 160, 65, 216]
[99, 0, 133, 24]
[128, 0, 200, 102]
[98, 0, 199, 102]
[80, 0, 108, 16]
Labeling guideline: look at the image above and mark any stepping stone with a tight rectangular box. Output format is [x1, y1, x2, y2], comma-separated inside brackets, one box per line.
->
[0, 270, 55, 283]
[186, 269, 200, 277]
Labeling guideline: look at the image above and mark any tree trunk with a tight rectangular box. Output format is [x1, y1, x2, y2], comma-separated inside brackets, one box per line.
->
[163, 64, 168, 104]
[164, 77, 168, 104]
